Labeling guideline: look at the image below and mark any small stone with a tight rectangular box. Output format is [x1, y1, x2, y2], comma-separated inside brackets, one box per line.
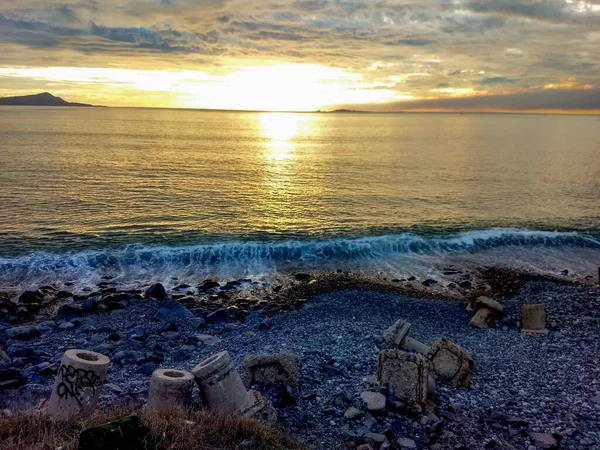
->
[360, 391, 386, 412]
[58, 321, 76, 331]
[344, 407, 363, 420]
[397, 437, 417, 449]
[529, 432, 557, 449]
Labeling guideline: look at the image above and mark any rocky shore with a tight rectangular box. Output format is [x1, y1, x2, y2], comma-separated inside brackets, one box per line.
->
[1, 269, 599, 449]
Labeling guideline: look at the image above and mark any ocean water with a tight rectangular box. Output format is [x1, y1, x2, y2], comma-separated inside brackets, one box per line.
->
[1, 106, 599, 289]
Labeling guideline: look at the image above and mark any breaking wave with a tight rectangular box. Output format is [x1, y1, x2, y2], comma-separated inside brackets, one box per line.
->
[1, 228, 599, 289]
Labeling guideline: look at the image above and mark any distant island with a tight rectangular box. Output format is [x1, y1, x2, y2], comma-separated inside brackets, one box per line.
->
[316, 109, 370, 114]
[0, 92, 98, 107]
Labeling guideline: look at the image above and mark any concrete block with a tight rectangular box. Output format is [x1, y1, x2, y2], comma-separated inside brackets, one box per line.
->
[521, 303, 548, 336]
[48, 349, 110, 420]
[192, 351, 249, 414]
[146, 369, 194, 411]
[424, 339, 474, 388]
[377, 349, 434, 407]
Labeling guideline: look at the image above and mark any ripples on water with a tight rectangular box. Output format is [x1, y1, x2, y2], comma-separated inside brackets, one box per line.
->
[0, 107, 599, 288]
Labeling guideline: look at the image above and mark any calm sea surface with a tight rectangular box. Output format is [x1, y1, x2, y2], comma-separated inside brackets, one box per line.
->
[1, 107, 599, 288]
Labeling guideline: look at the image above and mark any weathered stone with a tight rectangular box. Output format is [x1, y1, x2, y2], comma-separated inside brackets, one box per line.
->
[475, 296, 505, 313]
[153, 301, 192, 321]
[529, 432, 557, 449]
[377, 350, 434, 407]
[56, 304, 83, 323]
[424, 339, 474, 388]
[145, 283, 168, 299]
[237, 390, 277, 425]
[19, 290, 43, 304]
[198, 280, 220, 290]
[77, 414, 150, 450]
[521, 303, 548, 336]
[360, 391, 386, 412]
[242, 352, 299, 391]
[397, 437, 417, 449]
[146, 369, 194, 412]
[0, 349, 10, 363]
[344, 406, 363, 420]
[5, 325, 41, 340]
[469, 307, 494, 328]
[48, 349, 110, 420]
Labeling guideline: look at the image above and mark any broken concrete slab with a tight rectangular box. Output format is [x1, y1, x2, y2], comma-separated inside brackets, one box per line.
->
[242, 352, 299, 391]
[424, 339, 474, 389]
[377, 349, 434, 408]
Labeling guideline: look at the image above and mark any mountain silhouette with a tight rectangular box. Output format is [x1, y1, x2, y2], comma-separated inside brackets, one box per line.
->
[0, 92, 97, 107]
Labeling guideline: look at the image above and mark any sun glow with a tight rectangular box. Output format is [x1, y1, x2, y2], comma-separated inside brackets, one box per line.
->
[0, 64, 396, 111]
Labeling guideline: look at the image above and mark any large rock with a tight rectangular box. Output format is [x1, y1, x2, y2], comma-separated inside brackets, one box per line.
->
[377, 350, 435, 408]
[19, 290, 43, 304]
[360, 391, 386, 412]
[153, 301, 192, 321]
[5, 325, 41, 340]
[145, 283, 168, 299]
[77, 414, 150, 450]
[424, 339, 474, 389]
[242, 352, 299, 391]
[55, 304, 83, 322]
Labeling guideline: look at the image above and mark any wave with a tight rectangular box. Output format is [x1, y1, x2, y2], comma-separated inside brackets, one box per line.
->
[1, 228, 599, 289]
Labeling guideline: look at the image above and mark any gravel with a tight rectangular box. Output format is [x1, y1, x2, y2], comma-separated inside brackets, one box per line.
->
[1, 280, 599, 450]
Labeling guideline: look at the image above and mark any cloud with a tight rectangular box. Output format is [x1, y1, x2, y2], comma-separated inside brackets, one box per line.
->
[466, 0, 600, 25]
[385, 38, 432, 46]
[481, 76, 519, 85]
[351, 88, 600, 111]
[0, 0, 599, 110]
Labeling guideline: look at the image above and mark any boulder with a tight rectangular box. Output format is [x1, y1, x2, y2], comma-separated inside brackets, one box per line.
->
[55, 304, 83, 322]
[144, 283, 168, 299]
[294, 273, 312, 281]
[153, 301, 193, 321]
[5, 325, 41, 340]
[242, 352, 299, 391]
[206, 308, 233, 324]
[360, 391, 386, 412]
[198, 280, 220, 290]
[18, 290, 43, 304]
[77, 414, 150, 450]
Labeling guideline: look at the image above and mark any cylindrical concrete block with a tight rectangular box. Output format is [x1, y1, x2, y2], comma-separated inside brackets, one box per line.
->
[521, 303, 548, 335]
[146, 369, 195, 412]
[48, 349, 110, 420]
[192, 351, 250, 414]
[402, 336, 430, 354]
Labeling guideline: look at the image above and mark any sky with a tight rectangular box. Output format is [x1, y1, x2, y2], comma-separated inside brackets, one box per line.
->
[0, 0, 599, 112]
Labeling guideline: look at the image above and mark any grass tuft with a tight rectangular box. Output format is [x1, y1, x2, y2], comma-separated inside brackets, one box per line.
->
[0, 407, 303, 450]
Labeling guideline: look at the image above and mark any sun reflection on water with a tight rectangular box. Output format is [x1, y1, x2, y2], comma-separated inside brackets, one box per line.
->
[258, 113, 304, 161]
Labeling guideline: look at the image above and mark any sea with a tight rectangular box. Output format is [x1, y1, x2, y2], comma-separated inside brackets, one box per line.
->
[1, 106, 599, 290]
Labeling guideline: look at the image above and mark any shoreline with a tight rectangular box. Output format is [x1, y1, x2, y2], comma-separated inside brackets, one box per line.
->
[1, 268, 599, 449]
